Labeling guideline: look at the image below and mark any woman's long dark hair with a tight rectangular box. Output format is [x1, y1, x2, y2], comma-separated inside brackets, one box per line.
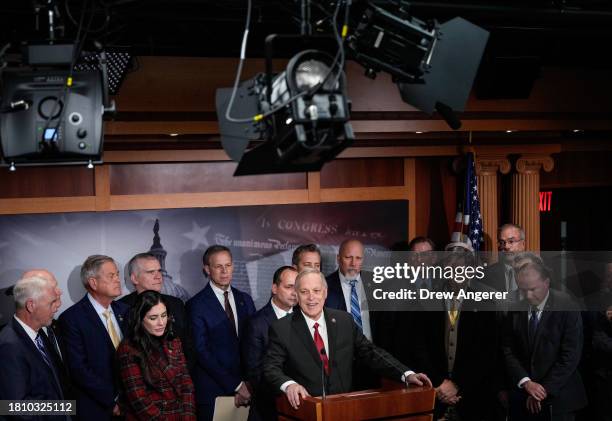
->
[127, 291, 176, 387]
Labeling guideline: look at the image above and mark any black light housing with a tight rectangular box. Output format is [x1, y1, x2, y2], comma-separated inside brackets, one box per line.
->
[217, 49, 354, 176]
[1, 41, 116, 168]
[345, 1, 489, 129]
[0, 69, 105, 166]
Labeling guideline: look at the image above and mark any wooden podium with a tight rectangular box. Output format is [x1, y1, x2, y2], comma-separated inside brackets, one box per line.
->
[276, 383, 435, 421]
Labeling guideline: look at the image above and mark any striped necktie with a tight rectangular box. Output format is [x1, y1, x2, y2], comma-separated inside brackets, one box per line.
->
[35, 332, 53, 367]
[348, 280, 363, 331]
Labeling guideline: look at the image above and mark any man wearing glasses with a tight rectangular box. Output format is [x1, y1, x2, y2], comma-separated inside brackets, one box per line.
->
[484, 223, 526, 420]
[484, 223, 526, 294]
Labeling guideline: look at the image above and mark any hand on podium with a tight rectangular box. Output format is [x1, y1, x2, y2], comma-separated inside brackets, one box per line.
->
[405, 372, 433, 388]
[286, 383, 311, 409]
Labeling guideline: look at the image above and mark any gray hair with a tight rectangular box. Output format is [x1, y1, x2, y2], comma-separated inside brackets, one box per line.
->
[294, 268, 328, 290]
[513, 251, 543, 268]
[13, 276, 52, 309]
[80, 254, 115, 289]
[498, 223, 525, 240]
[127, 253, 158, 279]
[516, 260, 552, 282]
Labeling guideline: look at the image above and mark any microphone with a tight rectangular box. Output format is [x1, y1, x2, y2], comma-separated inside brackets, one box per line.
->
[320, 348, 327, 400]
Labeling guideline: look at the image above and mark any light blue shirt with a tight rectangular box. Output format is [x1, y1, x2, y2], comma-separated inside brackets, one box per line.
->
[339, 271, 373, 341]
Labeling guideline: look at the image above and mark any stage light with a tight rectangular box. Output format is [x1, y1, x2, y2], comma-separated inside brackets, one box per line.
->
[217, 49, 354, 175]
[344, 1, 489, 129]
[1, 41, 116, 167]
[1, 69, 105, 166]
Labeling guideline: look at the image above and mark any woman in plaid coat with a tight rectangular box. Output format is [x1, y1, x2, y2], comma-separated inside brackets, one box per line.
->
[118, 291, 196, 420]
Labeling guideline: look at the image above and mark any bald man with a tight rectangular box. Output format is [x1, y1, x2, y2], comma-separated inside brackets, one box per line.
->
[325, 239, 394, 389]
[22, 269, 62, 311]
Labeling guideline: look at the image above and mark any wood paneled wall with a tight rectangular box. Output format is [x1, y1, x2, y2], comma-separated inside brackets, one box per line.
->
[0, 156, 422, 240]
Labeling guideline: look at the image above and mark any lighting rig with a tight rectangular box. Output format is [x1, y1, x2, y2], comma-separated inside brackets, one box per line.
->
[216, 0, 488, 175]
[0, 1, 126, 171]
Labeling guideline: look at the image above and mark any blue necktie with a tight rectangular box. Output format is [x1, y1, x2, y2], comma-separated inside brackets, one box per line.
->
[35, 332, 53, 367]
[349, 280, 363, 331]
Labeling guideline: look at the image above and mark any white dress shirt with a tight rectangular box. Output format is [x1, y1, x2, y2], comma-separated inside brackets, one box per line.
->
[271, 299, 293, 319]
[14, 315, 39, 347]
[339, 271, 373, 341]
[87, 293, 123, 341]
[210, 282, 239, 334]
[517, 291, 550, 388]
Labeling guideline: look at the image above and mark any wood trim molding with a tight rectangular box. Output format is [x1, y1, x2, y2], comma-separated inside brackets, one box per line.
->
[104, 119, 612, 136]
[102, 144, 562, 164]
[0, 197, 96, 215]
[104, 150, 230, 163]
[319, 186, 408, 202]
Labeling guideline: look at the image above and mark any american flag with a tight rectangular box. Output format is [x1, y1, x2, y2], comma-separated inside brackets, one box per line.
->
[450, 152, 483, 251]
[465, 152, 483, 251]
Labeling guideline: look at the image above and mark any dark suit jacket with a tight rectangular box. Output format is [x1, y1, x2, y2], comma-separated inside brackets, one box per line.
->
[117, 337, 196, 420]
[592, 310, 612, 374]
[502, 289, 587, 415]
[241, 301, 280, 421]
[185, 283, 255, 408]
[483, 261, 508, 293]
[0, 317, 66, 421]
[263, 308, 408, 397]
[120, 291, 195, 371]
[43, 320, 74, 400]
[411, 297, 499, 420]
[324, 270, 394, 350]
[58, 295, 129, 421]
[325, 270, 397, 389]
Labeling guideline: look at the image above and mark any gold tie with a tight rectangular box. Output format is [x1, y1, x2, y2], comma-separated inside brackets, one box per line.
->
[448, 300, 459, 327]
[103, 309, 121, 349]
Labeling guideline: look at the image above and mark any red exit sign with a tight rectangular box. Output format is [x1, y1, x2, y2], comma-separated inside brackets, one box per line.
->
[539, 191, 552, 212]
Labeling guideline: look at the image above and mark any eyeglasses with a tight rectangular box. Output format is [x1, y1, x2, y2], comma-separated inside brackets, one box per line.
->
[498, 238, 523, 247]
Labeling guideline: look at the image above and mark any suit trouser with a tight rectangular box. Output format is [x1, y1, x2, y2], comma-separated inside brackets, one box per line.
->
[197, 404, 214, 421]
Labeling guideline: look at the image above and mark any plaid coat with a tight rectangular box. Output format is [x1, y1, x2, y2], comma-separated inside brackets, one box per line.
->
[118, 337, 196, 420]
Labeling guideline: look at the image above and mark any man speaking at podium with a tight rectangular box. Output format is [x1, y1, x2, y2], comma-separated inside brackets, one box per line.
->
[264, 269, 431, 409]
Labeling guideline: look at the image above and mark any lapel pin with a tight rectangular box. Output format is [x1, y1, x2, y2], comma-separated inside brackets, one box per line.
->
[331, 318, 336, 323]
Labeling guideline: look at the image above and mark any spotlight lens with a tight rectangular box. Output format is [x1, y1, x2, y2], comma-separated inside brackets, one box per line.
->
[295, 59, 332, 91]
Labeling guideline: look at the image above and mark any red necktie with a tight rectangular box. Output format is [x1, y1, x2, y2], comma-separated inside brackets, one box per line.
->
[313, 322, 329, 375]
[224, 291, 237, 336]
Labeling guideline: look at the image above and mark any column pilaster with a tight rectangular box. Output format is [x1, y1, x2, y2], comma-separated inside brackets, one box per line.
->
[511, 155, 555, 251]
[475, 157, 511, 253]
